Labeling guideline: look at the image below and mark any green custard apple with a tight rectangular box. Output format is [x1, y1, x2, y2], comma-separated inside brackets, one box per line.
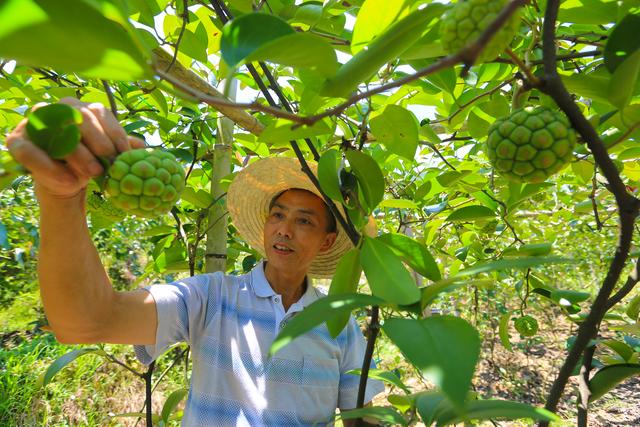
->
[486, 106, 577, 183]
[440, 0, 521, 63]
[105, 149, 185, 218]
[514, 315, 538, 337]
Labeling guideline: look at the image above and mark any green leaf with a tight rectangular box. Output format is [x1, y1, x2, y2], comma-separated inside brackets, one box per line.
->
[322, 3, 445, 97]
[626, 293, 640, 320]
[143, 225, 176, 237]
[327, 248, 362, 337]
[26, 104, 82, 159]
[453, 257, 572, 279]
[601, 340, 635, 362]
[549, 289, 591, 306]
[499, 311, 513, 351]
[604, 13, 640, 73]
[347, 368, 411, 394]
[378, 198, 418, 209]
[258, 118, 333, 145]
[446, 205, 496, 222]
[369, 105, 419, 160]
[383, 316, 480, 409]
[36, 347, 106, 388]
[589, 364, 640, 402]
[562, 73, 610, 104]
[247, 32, 338, 77]
[557, 0, 618, 24]
[502, 243, 553, 257]
[0, 0, 149, 80]
[270, 293, 384, 355]
[220, 13, 294, 69]
[436, 399, 560, 424]
[608, 50, 640, 110]
[351, 0, 411, 54]
[571, 160, 593, 184]
[339, 406, 407, 425]
[361, 236, 421, 305]
[415, 391, 449, 426]
[161, 388, 188, 423]
[345, 150, 385, 212]
[420, 280, 477, 307]
[317, 150, 344, 203]
[180, 187, 214, 209]
[377, 233, 441, 281]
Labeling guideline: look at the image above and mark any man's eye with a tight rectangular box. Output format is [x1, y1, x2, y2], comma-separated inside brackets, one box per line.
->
[298, 218, 311, 225]
[271, 212, 284, 219]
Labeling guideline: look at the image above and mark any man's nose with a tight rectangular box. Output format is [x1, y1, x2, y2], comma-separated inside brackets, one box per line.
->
[277, 220, 293, 239]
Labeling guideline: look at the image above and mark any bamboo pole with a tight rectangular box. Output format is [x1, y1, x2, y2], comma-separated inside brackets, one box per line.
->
[205, 79, 235, 273]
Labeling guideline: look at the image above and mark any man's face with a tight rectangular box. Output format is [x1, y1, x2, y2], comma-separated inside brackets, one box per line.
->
[263, 189, 337, 275]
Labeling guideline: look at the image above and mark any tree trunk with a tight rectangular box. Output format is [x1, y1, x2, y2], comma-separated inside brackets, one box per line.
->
[205, 79, 236, 274]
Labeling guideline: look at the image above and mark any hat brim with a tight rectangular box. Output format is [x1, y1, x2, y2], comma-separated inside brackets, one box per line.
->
[227, 157, 353, 279]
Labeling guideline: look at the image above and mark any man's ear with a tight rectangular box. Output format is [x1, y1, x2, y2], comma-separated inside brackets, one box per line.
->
[319, 232, 337, 253]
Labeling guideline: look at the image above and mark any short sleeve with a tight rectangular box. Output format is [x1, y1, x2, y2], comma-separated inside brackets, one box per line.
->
[337, 316, 385, 409]
[133, 273, 219, 365]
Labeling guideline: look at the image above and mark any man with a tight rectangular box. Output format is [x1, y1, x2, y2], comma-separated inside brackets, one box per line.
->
[5, 99, 384, 426]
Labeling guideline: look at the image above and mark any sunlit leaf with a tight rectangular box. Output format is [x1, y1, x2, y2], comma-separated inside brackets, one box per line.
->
[361, 236, 421, 305]
[0, 0, 149, 80]
[383, 316, 480, 409]
[270, 293, 384, 355]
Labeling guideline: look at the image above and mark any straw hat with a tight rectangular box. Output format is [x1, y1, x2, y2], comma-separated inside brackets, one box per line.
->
[227, 156, 354, 279]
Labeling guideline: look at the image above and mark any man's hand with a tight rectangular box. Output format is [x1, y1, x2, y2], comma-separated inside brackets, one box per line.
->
[5, 98, 144, 200]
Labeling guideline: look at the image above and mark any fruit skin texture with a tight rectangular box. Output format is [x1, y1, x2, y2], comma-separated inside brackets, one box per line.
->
[105, 149, 185, 218]
[514, 315, 538, 337]
[440, 0, 521, 63]
[486, 106, 577, 183]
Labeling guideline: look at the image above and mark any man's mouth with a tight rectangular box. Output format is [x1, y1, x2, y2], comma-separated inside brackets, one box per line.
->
[273, 244, 294, 252]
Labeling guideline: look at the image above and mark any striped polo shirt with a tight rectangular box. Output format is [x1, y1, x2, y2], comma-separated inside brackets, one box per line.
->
[134, 261, 385, 426]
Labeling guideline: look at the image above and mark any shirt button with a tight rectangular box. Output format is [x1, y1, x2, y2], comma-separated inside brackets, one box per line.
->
[280, 321, 287, 329]
[274, 296, 280, 303]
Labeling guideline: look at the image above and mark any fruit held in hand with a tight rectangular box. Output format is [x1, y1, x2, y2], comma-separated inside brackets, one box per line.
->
[440, 0, 521, 63]
[514, 315, 538, 337]
[486, 106, 577, 183]
[26, 104, 82, 159]
[105, 149, 185, 218]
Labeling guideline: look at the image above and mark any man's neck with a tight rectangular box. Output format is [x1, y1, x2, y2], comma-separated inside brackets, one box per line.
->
[263, 262, 307, 311]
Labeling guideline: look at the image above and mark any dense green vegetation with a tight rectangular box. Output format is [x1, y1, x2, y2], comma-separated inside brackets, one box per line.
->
[1, 0, 640, 425]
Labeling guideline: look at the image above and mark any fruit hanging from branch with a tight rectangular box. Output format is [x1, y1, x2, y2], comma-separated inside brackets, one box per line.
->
[440, 0, 522, 63]
[485, 106, 577, 183]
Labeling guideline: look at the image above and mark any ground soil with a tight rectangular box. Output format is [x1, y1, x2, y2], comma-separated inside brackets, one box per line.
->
[372, 309, 640, 426]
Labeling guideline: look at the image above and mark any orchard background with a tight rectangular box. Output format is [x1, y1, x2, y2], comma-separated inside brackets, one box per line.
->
[1, 0, 640, 425]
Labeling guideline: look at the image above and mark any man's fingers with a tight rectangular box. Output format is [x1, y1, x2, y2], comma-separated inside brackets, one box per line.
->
[128, 136, 146, 149]
[6, 135, 78, 187]
[64, 144, 105, 177]
[30, 102, 48, 113]
[87, 103, 130, 153]
[59, 98, 117, 158]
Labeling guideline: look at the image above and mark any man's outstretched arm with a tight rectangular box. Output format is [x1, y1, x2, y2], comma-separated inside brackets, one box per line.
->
[6, 99, 157, 345]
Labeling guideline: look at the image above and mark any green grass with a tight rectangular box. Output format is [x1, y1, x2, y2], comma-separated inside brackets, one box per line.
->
[0, 331, 189, 426]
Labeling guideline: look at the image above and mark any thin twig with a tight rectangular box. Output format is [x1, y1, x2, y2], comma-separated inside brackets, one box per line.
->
[430, 78, 515, 124]
[101, 80, 119, 118]
[590, 167, 603, 230]
[166, 0, 190, 73]
[505, 47, 541, 85]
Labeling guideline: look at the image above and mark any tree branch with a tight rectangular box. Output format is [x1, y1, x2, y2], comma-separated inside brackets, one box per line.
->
[537, 2, 640, 420]
[152, 48, 265, 135]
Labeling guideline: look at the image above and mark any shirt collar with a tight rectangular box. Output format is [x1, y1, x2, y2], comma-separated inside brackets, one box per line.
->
[250, 261, 277, 298]
[249, 261, 320, 308]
